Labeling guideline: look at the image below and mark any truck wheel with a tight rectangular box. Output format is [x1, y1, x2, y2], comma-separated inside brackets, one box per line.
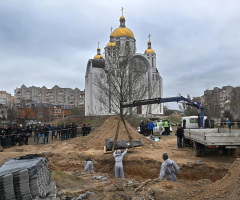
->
[193, 141, 201, 157]
[231, 149, 236, 155]
[201, 150, 206, 157]
[183, 137, 190, 147]
[223, 149, 231, 156]
[182, 138, 186, 148]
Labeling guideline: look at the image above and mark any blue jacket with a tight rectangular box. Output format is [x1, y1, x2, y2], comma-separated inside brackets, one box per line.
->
[51, 126, 56, 132]
[147, 122, 154, 130]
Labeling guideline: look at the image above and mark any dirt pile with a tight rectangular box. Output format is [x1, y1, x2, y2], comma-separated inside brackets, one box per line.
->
[193, 158, 240, 199]
[79, 115, 153, 150]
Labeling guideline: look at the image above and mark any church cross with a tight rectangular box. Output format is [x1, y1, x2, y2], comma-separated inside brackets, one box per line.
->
[111, 26, 113, 33]
[121, 7, 124, 16]
[98, 41, 100, 48]
[148, 34, 151, 41]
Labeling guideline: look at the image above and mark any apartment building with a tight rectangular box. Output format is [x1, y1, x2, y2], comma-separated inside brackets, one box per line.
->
[15, 85, 85, 108]
[0, 91, 15, 106]
[0, 104, 7, 119]
[203, 86, 233, 108]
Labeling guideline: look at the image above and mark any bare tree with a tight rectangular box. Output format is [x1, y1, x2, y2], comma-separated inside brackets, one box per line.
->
[7, 101, 17, 124]
[204, 90, 221, 118]
[93, 46, 149, 115]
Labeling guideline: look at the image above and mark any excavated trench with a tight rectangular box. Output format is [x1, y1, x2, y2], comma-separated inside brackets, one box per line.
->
[94, 157, 228, 182]
[48, 151, 230, 183]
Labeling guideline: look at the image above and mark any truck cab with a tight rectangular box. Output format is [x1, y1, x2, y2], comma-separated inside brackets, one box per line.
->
[181, 116, 207, 129]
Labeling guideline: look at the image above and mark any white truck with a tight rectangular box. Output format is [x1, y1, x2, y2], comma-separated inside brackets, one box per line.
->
[182, 116, 240, 157]
[182, 116, 207, 129]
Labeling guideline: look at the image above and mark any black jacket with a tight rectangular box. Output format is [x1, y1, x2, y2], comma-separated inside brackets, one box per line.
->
[176, 127, 184, 137]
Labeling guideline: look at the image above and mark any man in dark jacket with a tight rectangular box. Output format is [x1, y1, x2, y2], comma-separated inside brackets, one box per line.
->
[17, 124, 24, 146]
[139, 120, 145, 135]
[5, 125, 11, 148]
[44, 125, 49, 143]
[82, 122, 87, 136]
[51, 124, 56, 139]
[176, 124, 184, 148]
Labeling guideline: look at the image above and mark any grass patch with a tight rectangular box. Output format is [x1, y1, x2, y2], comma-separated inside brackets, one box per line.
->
[51, 170, 84, 189]
[166, 113, 181, 125]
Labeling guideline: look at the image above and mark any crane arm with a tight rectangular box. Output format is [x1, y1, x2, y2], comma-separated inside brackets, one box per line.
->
[120, 96, 205, 128]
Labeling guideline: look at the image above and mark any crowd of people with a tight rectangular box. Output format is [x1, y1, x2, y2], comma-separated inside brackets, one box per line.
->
[139, 120, 171, 136]
[0, 124, 31, 148]
[33, 122, 78, 144]
[81, 122, 91, 136]
[0, 122, 83, 148]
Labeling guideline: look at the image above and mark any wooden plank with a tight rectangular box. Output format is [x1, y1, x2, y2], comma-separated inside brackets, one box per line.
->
[104, 146, 113, 154]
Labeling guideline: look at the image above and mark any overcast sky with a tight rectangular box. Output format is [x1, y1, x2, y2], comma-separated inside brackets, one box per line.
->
[0, 0, 240, 109]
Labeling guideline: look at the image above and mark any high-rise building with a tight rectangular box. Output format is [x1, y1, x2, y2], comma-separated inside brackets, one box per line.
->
[203, 86, 233, 108]
[14, 85, 85, 108]
[0, 91, 15, 106]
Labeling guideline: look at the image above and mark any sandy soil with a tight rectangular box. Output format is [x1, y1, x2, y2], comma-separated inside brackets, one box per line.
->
[0, 115, 240, 200]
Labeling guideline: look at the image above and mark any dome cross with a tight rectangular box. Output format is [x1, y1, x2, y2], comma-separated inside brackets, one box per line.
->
[121, 7, 124, 16]
[148, 34, 151, 42]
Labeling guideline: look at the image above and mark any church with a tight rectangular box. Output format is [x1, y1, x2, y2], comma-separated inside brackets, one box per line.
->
[85, 9, 163, 116]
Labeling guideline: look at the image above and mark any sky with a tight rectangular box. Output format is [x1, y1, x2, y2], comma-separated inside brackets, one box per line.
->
[0, 0, 240, 109]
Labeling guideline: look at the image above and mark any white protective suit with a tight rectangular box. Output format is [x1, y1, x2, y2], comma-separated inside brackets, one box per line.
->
[159, 158, 179, 181]
[84, 157, 94, 172]
[113, 149, 128, 178]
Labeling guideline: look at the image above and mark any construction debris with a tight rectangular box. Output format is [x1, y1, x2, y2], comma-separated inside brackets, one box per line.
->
[0, 154, 55, 200]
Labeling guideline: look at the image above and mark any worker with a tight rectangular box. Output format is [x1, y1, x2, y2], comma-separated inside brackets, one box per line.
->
[227, 119, 231, 129]
[159, 120, 163, 136]
[84, 152, 94, 172]
[164, 120, 170, 136]
[176, 124, 184, 148]
[147, 121, 154, 136]
[158, 153, 179, 181]
[139, 120, 145, 135]
[113, 148, 128, 178]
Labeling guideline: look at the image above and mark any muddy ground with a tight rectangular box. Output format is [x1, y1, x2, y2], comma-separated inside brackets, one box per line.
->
[1, 116, 240, 200]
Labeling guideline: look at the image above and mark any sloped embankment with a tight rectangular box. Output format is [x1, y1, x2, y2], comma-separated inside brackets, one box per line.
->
[193, 158, 240, 199]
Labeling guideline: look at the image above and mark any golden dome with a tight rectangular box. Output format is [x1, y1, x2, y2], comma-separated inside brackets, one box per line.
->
[148, 41, 151, 44]
[112, 27, 135, 38]
[94, 54, 104, 59]
[106, 42, 117, 47]
[145, 48, 155, 54]
[120, 16, 125, 20]
[97, 47, 100, 50]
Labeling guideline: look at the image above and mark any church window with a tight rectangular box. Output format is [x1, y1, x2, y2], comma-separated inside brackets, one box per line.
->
[116, 41, 120, 46]
[126, 41, 129, 46]
[153, 74, 154, 80]
[152, 57, 154, 67]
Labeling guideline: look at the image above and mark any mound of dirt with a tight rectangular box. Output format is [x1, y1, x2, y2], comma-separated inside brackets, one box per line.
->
[193, 158, 240, 199]
[85, 115, 155, 150]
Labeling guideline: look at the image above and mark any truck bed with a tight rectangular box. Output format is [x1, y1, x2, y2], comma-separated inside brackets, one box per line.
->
[184, 128, 240, 146]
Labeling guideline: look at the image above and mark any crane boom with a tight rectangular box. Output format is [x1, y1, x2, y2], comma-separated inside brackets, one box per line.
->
[120, 96, 205, 128]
